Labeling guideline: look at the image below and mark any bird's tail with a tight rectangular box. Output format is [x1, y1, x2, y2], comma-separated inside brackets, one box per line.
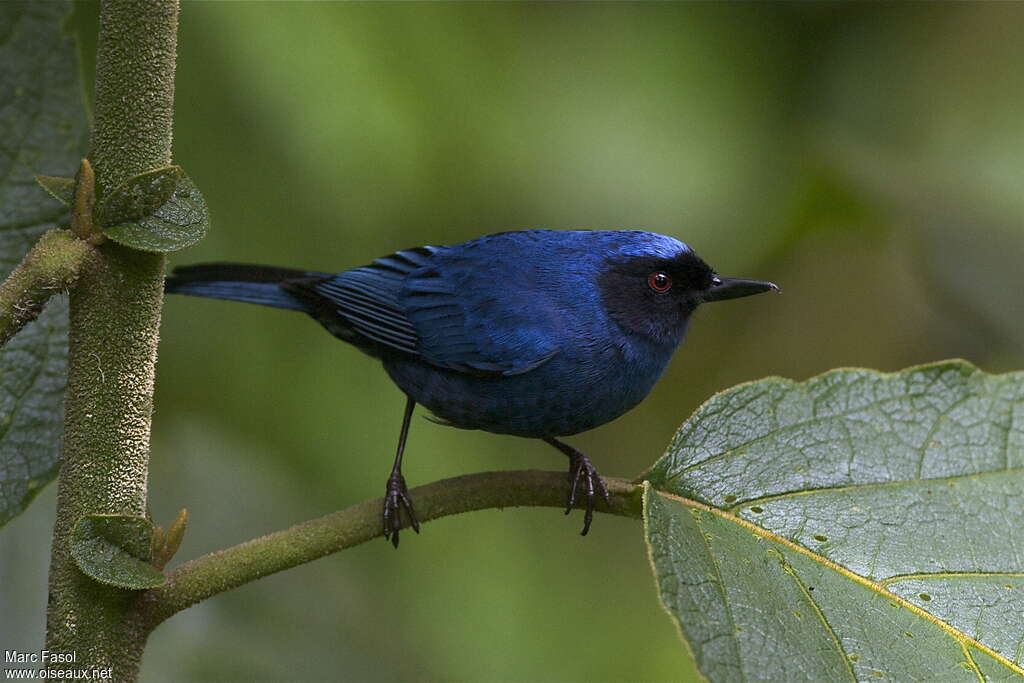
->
[165, 263, 328, 311]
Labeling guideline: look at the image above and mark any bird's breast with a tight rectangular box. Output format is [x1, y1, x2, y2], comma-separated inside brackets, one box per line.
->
[382, 336, 676, 438]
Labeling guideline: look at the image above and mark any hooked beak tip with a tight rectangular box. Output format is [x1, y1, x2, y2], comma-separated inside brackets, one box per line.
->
[703, 276, 780, 303]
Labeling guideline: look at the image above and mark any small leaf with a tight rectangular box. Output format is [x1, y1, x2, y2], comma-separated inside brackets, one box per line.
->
[35, 175, 75, 205]
[95, 165, 183, 227]
[150, 523, 166, 560]
[643, 361, 1024, 682]
[71, 514, 166, 589]
[153, 508, 188, 569]
[71, 158, 97, 240]
[102, 173, 209, 252]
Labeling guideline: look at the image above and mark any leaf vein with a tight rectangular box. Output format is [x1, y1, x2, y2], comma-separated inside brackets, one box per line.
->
[960, 642, 985, 683]
[881, 572, 1024, 586]
[915, 392, 975, 480]
[692, 511, 747, 683]
[728, 466, 1024, 511]
[780, 558, 857, 682]
[672, 389, 939, 479]
[653, 488, 1024, 677]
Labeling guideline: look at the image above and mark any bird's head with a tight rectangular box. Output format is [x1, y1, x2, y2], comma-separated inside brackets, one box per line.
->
[598, 233, 778, 347]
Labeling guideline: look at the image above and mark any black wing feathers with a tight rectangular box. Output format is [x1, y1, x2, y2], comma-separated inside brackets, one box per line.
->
[170, 262, 324, 284]
[311, 273, 418, 354]
[170, 245, 558, 376]
[282, 246, 441, 356]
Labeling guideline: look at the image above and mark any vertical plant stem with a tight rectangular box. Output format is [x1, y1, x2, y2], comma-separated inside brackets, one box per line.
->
[88, 1, 179, 195]
[45, 1, 179, 679]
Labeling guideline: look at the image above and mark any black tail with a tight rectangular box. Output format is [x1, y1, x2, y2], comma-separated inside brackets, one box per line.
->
[165, 262, 329, 311]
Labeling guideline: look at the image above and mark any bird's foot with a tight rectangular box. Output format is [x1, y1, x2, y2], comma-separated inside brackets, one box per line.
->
[564, 449, 611, 536]
[383, 472, 420, 548]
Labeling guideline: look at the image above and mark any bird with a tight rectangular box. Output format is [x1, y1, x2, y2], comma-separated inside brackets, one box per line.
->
[165, 229, 778, 546]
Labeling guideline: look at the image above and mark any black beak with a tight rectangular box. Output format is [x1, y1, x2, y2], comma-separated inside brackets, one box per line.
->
[702, 276, 780, 303]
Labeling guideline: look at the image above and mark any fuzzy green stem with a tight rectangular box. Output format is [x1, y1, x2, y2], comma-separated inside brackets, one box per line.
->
[138, 471, 643, 632]
[88, 1, 179, 195]
[0, 230, 94, 348]
[45, 1, 179, 679]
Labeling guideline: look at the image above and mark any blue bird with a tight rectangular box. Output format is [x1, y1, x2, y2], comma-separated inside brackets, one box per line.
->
[165, 230, 777, 545]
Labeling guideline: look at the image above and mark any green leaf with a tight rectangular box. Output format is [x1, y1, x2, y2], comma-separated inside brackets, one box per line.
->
[34, 175, 75, 205]
[95, 165, 183, 227]
[71, 514, 165, 589]
[102, 173, 209, 253]
[643, 361, 1024, 681]
[0, 1, 88, 527]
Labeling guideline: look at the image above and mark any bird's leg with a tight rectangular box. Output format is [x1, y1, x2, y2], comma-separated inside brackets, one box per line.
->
[383, 396, 419, 548]
[543, 437, 611, 536]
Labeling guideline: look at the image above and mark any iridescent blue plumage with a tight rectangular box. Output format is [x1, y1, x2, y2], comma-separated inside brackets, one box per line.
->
[166, 229, 777, 544]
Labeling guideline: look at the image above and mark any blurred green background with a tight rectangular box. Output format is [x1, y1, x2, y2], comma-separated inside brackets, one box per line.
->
[5, 2, 1024, 681]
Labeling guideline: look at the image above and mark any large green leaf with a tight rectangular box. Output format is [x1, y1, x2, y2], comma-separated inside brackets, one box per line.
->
[0, 1, 87, 526]
[644, 361, 1024, 682]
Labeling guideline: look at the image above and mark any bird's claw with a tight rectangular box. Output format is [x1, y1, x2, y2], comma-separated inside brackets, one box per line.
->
[383, 472, 420, 548]
[564, 451, 610, 536]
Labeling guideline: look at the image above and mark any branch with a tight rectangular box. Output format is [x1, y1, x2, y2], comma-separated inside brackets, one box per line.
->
[0, 229, 94, 347]
[139, 471, 644, 631]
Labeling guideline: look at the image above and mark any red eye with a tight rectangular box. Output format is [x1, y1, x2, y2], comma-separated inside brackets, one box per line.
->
[647, 271, 672, 292]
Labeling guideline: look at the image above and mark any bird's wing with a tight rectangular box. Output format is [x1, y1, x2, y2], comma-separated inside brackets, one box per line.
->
[398, 248, 560, 376]
[306, 248, 430, 356]
[306, 245, 559, 376]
